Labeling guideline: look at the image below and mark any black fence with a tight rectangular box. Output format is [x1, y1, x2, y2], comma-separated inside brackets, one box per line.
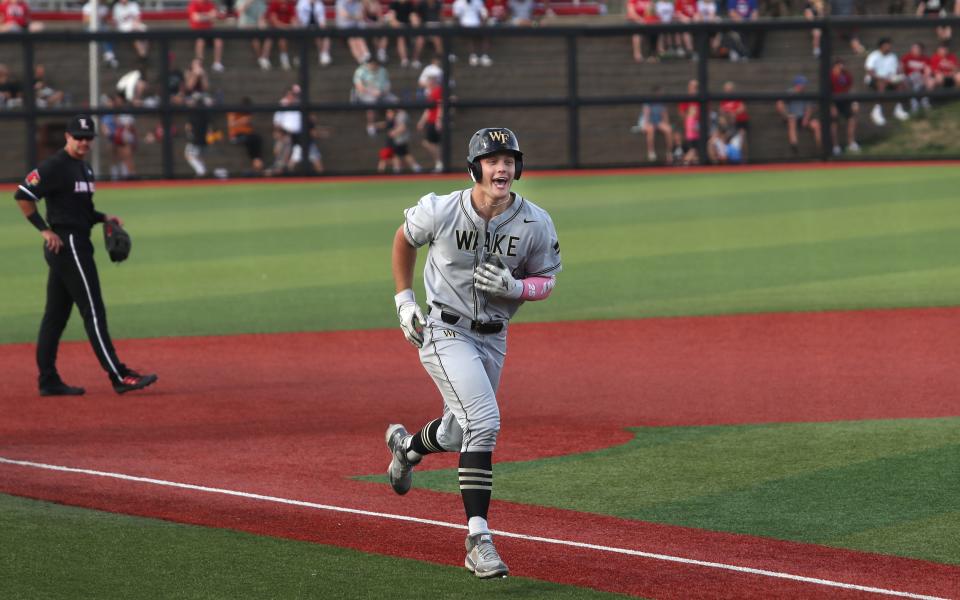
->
[1, 14, 959, 180]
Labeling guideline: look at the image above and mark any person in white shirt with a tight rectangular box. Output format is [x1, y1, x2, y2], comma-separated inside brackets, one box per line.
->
[296, 0, 332, 66]
[864, 37, 909, 126]
[112, 0, 149, 61]
[453, 0, 491, 66]
[82, 0, 117, 68]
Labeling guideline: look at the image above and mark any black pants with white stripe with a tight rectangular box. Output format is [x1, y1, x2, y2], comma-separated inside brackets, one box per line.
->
[37, 229, 126, 386]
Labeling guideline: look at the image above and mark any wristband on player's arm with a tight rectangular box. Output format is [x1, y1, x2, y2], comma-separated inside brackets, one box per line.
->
[394, 288, 417, 312]
[27, 211, 50, 232]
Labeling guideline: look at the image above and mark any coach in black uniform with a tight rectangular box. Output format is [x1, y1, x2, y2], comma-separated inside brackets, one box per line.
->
[14, 114, 157, 396]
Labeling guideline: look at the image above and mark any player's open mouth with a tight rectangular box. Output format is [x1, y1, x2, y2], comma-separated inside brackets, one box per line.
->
[492, 177, 510, 189]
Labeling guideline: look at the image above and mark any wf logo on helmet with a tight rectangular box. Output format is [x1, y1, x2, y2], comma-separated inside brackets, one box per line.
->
[488, 131, 509, 144]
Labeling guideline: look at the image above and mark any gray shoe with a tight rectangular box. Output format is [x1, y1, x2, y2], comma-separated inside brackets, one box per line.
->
[385, 424, 419, 495]
[464, 533, 509, 579]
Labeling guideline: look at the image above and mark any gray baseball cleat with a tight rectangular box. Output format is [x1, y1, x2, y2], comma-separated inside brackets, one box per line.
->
[385, 423, 420, 495]
[464, 533, 509, 579]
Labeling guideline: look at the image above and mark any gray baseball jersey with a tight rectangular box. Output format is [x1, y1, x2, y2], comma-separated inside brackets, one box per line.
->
[403, 188, 562, 323]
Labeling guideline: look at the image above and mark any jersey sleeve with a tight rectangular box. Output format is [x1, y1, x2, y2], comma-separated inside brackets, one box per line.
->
[523, 215, 562, 277]
[14, 161, 57, 203]
[402, 193, 437, 248]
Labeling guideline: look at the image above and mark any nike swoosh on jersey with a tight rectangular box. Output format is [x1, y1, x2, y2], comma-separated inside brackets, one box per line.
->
[523, 218, 537, 223]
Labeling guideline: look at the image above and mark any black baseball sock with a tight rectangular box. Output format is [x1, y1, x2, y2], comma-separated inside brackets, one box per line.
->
[459, 451, 493, 521]
[408, 418, 444, 456]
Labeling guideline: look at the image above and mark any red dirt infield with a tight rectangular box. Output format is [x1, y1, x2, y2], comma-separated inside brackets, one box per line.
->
[1, 308, 958, 598]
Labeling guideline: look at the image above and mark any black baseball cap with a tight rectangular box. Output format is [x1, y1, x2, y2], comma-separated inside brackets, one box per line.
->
[67, 114, 97, 139]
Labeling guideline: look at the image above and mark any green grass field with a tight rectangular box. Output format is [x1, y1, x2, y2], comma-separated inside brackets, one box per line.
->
[2, 166, 958, 598]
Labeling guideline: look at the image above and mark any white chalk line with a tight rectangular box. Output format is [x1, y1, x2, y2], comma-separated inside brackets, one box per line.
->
[0, 456, 949, 600]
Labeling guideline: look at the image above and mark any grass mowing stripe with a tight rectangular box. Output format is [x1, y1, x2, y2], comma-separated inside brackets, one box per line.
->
[0, 494, 631, 600]
[557, 265, 960, 322]
[402, 418, 960, 565]
[0, 458, 945, 600]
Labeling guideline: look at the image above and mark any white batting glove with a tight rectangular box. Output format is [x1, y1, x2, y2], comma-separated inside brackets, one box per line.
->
[474, 260, 523, 299]
[395, 289, 426, 348]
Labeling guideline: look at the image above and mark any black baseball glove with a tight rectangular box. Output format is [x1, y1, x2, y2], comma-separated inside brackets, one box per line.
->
[103, 220, 131, 263]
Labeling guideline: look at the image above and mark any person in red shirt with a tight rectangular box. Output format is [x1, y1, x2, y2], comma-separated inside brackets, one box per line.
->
[719, 80, 748, 158]
[1, 0, 43, 32]
[674, 0, 697, 58]
[188, 0, 225, 72]
[828, 58, 860, 156]
[263, 0, 297, 70]
[627, 0, 659, 63]
[417, 74, 444, 172]
[901, 42, 933, 112]
[930, 42, 960, 89]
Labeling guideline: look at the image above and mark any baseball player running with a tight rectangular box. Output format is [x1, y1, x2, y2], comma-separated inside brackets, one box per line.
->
[13, 114, 158, 396]
[387, 127, 562, 578]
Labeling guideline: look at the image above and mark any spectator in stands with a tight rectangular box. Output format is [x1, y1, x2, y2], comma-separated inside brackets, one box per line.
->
[627, 0, 657, 63]
[864, 37, 910, 126]
[930, 41, 960, 88]
[0, 0, 43, 32]
[487, 0, 510, 25]
[508, 0, 536, 25]
[33, 64, 65, 108]
[695, 0, 726, 57]
[829, 58, 860, 155]
[189, 0, 225, 72]
[901, 42, 933, 112]
[185, 92, 213, 176]
[336, 0, 372, 64]
[830, 0, 865, 55]
[297, 0, 333, 66]
[184, 58, 211, 99]
[352, 56, 394, 136]
[236, 0, 268, 67]
[453, 0, 493, 66]
[263, 0, 297, 70]
[116, 66, 151, 106]
[293, 115, 328, 174]
[82, 0, 118, 69]
[417, 55, 450, 98]
[675, 0, 698, 59]
[803, 0, 824, 57]
[228, 96, 266, 174]
[726, 0, 763, 60]
[363, 0, 389, 63]
[676, 78, 702, 165]
[413, 0, 445, 62]
[719, 80, 749, 155]
[377, 107, 422, 172]
[654, 0, 682, 58]
[0, 63, 22, 109]
[916, 0, 953, 45]
[101, 93, 138, 180]
[272, 84, 302, 172]
[776, 75, 821, 155]
[631, 86, 674, 163]
[386, 0, 420, 67]
[417, 73, 443, 171]
[708, 113, 745, 164]
[112, 0, 150, 63]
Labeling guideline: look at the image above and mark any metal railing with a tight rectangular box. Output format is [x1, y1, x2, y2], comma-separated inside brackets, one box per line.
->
[2, 15, 959, 179]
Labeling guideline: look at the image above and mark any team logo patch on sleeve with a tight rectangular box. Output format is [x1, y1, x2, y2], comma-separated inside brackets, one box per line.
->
[25, 169, 40, 186]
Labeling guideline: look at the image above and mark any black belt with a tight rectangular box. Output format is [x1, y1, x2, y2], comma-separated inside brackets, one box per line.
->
[432, 306, 504, 334]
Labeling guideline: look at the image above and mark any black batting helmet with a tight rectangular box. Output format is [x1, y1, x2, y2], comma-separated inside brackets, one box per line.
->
[467, 127, 523, 182]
